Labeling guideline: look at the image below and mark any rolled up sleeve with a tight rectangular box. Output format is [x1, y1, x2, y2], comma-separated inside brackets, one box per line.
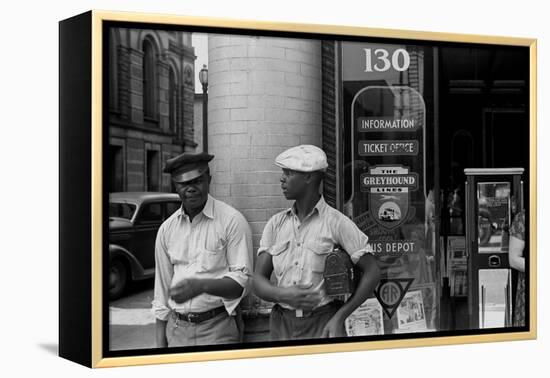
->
[335, 215, 372, 264]
[151, 224, 173, 321]
[257, 218, 275, 256]
[222, 213, 253, 315]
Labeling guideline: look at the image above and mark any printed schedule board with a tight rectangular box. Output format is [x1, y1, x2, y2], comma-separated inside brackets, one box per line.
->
[341, 42, 436, 335]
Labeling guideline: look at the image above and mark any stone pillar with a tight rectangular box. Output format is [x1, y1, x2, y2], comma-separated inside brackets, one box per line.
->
[208, 35, 322, 251]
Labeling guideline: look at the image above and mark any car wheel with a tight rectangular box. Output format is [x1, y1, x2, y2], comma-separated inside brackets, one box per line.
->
[110, 259, 128, 300]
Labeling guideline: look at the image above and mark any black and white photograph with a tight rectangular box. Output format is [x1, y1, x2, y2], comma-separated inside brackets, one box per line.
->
[7, 0, 550, 376]
[103, 20, 532, 357]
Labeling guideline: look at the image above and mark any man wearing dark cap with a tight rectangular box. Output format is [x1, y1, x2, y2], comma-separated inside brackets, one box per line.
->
[253, 145, 381, 340]
[152, 152, 253, 347]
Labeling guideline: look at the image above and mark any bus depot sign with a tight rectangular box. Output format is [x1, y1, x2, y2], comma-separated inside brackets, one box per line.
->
[368, 240, 419, 256]
[350, 85, 426, 261]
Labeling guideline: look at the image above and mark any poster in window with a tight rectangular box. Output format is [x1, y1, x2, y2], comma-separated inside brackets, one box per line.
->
[345, 298, 384, 336]
[396, 290, 428, 332]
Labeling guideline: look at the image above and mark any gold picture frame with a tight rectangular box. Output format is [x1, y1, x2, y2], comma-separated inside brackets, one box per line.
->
[59, 10, 537, 368]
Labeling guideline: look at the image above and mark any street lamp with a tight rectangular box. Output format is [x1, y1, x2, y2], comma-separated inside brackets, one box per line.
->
[198, 64, 208, 153]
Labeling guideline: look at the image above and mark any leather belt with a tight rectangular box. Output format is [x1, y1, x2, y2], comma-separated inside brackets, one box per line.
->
[173, 306, 226, 323]
[277, 301, 343, 318]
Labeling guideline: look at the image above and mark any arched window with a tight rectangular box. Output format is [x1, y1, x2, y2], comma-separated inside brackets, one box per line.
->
[142, 38, 157, 120]
[168, 67, 178, 134]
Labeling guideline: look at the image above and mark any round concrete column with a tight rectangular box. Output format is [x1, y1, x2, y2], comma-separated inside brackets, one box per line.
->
[207, 35, 322, 248]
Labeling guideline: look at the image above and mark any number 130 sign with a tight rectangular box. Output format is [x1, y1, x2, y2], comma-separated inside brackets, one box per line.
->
[364, 48, 411, 72]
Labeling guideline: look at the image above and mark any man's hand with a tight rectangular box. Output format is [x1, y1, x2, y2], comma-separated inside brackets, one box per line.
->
[170, 278, 204, 303]
[321, 315, 346, 338]
[280, 283, 324, 310]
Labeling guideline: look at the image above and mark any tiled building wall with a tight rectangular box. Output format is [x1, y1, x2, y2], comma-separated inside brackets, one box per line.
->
[208, 35, 323, 313]
[208, 35, 323, 254]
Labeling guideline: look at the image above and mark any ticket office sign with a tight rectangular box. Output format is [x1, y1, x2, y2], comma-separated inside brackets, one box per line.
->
[358, 140, 419, 156]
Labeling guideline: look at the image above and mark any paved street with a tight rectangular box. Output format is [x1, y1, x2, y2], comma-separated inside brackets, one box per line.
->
[108, 280, 271, 351]
[109, 279, 156, 351]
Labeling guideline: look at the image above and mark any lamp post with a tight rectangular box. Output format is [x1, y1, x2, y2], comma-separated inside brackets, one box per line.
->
[198, 64, 208, 153]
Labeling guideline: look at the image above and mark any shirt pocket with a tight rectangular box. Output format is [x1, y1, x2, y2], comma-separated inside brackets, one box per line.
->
[268, 240, 291, 277]
[306, 240, 334, 273]
[198, 242, 227, 273]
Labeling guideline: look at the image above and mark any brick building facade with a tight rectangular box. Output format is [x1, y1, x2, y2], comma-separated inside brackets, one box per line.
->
[108, 28, 197, 193]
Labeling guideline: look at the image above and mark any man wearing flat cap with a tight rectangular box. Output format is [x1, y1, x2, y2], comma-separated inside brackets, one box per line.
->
[152, 152, 253, 347]
[253, 145, 381, 340]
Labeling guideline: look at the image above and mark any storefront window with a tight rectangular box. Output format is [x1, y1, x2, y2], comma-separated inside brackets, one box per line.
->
[340, 42, 439, 335]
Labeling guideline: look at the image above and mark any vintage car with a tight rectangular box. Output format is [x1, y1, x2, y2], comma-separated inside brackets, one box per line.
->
[109, 192, 181, 299]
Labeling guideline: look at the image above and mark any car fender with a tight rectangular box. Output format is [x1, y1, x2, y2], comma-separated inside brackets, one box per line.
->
[109, 244, 148, 281]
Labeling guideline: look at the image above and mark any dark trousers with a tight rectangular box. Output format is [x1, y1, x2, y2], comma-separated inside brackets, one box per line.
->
[269, 302, 341, 341]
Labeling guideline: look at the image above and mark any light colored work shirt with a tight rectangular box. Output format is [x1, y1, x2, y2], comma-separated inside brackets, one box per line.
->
[152, 195, 253, 321]
[258, 197, 371, 309]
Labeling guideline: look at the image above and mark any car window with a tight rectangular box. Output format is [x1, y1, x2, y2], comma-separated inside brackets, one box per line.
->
[109, 202, 137, 220]
[165, 201, 181, 218]
[138, 203, 162, 223]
